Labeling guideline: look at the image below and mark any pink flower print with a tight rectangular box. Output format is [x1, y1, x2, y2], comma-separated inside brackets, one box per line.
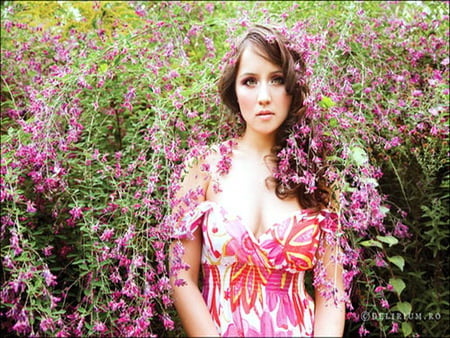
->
[266, 215, 320, 271]
[265, 272, 299, 328]
[259, 311, 293, 337]
[261, 219, 291, 266]
[222, 322, 244, 337]
[202, 264, 221, 326]
[223, 313, 261, 337]
[230, 262, 270, 315]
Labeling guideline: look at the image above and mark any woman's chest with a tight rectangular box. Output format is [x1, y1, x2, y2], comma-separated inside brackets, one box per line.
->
[206, 160, 301, 239]
[199, 203, 321, 271]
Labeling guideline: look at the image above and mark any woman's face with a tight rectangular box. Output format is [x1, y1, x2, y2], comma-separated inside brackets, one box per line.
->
[235, 45, 292, 138]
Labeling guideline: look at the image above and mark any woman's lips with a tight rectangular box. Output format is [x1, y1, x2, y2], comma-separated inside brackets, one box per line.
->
[256, 110, 275, 120]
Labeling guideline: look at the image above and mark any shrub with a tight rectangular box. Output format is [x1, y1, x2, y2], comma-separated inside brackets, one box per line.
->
[1, 1, 448, 336]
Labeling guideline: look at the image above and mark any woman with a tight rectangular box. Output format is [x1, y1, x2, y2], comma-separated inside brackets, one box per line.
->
[169, 24, 345, 337]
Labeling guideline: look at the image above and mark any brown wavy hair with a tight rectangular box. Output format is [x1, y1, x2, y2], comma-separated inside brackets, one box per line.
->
[218, 24, 330, 210]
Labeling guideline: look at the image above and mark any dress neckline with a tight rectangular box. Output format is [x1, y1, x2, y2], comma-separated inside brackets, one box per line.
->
[196, 200, 317, 242]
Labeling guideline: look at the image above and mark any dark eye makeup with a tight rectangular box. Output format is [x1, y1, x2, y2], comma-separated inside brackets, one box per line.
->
[271, 76, 285, 84]
[241, 74, 285, 86]
[242, 77, 257, 86]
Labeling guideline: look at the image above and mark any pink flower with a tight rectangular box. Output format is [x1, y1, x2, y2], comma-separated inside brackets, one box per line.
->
[69, 207, 83, 220]
[346, 312, 358, 321]
[205, 3, 214, 13]
[100, 228, 114, 241]
[93, 321, 108, 333]
[26, 200, 37, 212]
[49, 295, 61, 309]
[59, 245, 73, 258]
[135, 6, 147, 17]
[389, 322, 399, 333]
[12, 309, 31, 335]
[42, 245, 54, 257]
[10, 230, 22, 256]
[380, 298, 390, 309]
[3, 255, 15, 269]
[161, 313, 174, 330]
[374, 286, 385, 293]
[358, 325, 370, 336]
[217, 154, 232, 175]
[412, 89, 423, 97]
[40, 317, 55, 332]
[43, 267, 58, 287]
[393, 221, 410, 238]
[375, 252, 387, 267]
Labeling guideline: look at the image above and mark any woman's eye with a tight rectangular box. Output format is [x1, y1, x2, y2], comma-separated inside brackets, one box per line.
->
[243, 78, 257, 86]
[271, 76, 285, 85]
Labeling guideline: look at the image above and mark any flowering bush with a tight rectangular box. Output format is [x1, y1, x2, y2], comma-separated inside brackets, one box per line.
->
[1, 1, 448, 337]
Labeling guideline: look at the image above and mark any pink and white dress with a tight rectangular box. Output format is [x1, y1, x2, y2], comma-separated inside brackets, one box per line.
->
[172, 201, 337, 337]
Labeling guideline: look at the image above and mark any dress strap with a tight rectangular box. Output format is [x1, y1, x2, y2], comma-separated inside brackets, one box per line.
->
[170, 202, 215, 240]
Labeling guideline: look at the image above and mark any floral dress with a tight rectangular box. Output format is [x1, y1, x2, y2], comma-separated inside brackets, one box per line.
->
[172, 201, 337, 337]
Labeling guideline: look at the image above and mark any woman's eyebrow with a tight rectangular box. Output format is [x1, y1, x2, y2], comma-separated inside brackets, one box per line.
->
[237, 70, 283, 78]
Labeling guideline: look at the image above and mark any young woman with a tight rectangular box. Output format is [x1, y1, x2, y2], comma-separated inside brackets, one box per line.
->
[169, 25, 345, 337]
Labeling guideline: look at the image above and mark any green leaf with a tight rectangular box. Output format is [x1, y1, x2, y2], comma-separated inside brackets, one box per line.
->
[328, 117, 338, 128]
[342, 181, 357, 193]
[376, 235, 398, 247]
[396, 301, 412, 317]
[361, 177, 379, 187]
[326, 155, 343, 163]
[352, 82, 363, 92]
[72, 259, 87, 266]
[350, 146, 369, 166]
[360, 239, 383, 248]
[319, 95, 336, 109]
[387, 255, 405, 271]
[99, 63, 108, 73]
[402, 321, 413, 336]
[389, 277, 406, 296]
[379, 205, 390, 216]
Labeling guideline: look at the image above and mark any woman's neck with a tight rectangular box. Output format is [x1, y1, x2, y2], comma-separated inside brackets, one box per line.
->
[238, 131, 276, 158]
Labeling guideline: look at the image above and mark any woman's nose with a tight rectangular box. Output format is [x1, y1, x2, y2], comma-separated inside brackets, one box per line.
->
[257, 83, 271, 106]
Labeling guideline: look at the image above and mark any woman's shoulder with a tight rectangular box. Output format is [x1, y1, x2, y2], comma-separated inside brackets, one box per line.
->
[208, 139, 237, 158]
[185, 139, 237, 170]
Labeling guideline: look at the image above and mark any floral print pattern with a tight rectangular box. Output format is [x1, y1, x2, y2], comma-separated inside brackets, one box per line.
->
[173, 201, 337, 337]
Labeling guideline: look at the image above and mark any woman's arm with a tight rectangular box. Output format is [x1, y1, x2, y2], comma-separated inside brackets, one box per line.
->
[169, 230, 219, 336]
[168, 154, 219, 337]
[313, 241, 346, 337]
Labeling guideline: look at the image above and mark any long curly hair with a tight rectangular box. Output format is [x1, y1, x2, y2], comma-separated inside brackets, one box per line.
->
[218, 24, 330, 210]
